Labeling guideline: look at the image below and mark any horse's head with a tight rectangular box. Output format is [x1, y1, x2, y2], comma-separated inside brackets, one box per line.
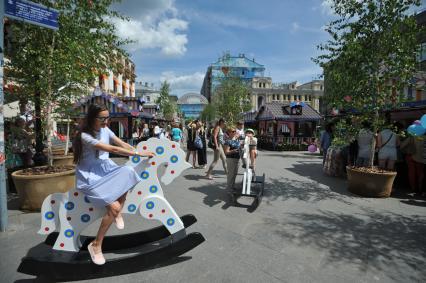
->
[129, 138, 191, 185]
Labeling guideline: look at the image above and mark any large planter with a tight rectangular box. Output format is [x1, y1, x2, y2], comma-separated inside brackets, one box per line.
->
[347, 166, 397, 198]
[12, 166, 75, 211]
[52, 154, 74, 166]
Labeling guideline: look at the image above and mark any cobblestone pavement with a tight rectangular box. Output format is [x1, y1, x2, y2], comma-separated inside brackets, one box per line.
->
[1, 150, 425, 283]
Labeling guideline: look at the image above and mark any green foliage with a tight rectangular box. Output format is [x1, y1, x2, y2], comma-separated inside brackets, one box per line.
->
[315, 0, 421, 136]
[200, 103, 217, 122]
[5, 0, 129, 117]
[211, 77, 251, 125]
[156, 81, 177, 121]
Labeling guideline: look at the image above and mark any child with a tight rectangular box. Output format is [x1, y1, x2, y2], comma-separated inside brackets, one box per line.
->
[242, 128, 257, 172]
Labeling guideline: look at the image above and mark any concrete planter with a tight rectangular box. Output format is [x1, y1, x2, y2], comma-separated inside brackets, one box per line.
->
[12, 166, 75, 211]
[347, 166, 397, 198]
[52, 155, 74, 166]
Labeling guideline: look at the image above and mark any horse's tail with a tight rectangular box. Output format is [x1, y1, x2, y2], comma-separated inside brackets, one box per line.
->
[38, 192, 66, 235]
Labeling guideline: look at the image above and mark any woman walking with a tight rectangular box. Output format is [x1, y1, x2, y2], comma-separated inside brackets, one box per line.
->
[73, 104, 154, 265]
[206, 118, 228, 179]
[197, 121, 208, 169]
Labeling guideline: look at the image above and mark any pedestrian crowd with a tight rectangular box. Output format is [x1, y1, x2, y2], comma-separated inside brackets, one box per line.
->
[320, 119, 426, 196]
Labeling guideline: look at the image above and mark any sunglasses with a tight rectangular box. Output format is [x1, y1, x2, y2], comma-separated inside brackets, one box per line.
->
[96, 116, 110, 122]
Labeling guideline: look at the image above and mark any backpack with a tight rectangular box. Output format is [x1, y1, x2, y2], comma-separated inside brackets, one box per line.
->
[194, 135, 203, 149]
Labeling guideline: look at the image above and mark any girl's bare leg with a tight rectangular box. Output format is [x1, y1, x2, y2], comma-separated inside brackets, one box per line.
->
[91, 201, 121, 254]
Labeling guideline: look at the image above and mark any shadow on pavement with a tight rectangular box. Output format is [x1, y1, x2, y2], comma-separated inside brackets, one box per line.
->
[188, 183, 230, 208]
[400, 199, 426, 207]
[14, 256, 193, 283]
[264, 209, 426, 282]
[261, 161, 353, 205]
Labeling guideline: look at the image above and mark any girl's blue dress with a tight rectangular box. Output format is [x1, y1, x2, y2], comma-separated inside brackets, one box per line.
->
[76, 127, 140, 207]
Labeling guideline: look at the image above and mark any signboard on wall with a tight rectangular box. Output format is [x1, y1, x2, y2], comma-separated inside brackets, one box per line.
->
[5, 0, 59, 30]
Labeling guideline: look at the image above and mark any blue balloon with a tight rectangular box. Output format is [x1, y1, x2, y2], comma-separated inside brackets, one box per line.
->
[421, 114, 426, 129]
[407, 124, 426, 136]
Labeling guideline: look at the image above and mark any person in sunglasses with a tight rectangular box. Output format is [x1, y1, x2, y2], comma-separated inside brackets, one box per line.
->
[73, 104, 155, 265]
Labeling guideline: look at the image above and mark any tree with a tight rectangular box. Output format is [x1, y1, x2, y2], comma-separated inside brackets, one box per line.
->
[5, 0, 129, 166]
[211, 77, 251, 125]
[314, 0, 422, 166]
[156, 81, 177, 121]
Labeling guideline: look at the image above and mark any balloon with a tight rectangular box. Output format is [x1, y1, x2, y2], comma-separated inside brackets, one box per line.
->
[421, 114, 426, 129]
[308, 144, 317, 153]
[407, 124, 426, 136]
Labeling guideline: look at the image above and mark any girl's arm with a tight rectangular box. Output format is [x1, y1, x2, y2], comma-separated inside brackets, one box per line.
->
[93, 142, 154, 158]
[111, 135, 135, 151]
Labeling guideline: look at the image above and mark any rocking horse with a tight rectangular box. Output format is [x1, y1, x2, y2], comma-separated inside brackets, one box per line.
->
[18, 138, 205, 281]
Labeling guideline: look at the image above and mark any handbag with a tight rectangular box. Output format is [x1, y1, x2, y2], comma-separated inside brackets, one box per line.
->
[194, 135, 203, 149]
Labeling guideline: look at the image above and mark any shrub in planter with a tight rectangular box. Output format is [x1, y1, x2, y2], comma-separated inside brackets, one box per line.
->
[314, 0, 421, 197]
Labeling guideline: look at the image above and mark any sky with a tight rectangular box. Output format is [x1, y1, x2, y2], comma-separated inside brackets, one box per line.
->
[112, 0, 426, 96]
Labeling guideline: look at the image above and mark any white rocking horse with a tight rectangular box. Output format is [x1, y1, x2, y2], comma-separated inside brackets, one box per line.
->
[38, 138, 192, 252]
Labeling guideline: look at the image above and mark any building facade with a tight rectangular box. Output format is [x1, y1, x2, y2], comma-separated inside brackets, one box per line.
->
[201, 53, 324, 113]
[96, 55, 136, 97]
[201, 53, 265, 102]
[134, 82, 161, 105]
[250, 78, 324, 113]
[177, 93, 208, 119]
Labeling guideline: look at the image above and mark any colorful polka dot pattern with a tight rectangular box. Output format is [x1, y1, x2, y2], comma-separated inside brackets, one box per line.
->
[149, 185, 158, 193]
[146, 201, 155, 210]
[156, 146, 164, 155]
[45, 211, 55, 220]
[81, 214, 90, 223]
[141, 171, 149, 179]
[167, 218, 175, 226]
[170, 155, 178, 163]
[131, 155, 141, 163]
[64, 229, 74, 238]
[65, 202, 74, 210]
[128, 204, 137, 212]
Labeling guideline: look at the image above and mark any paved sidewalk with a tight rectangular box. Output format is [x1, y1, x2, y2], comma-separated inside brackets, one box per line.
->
[1, 151, 425, 282]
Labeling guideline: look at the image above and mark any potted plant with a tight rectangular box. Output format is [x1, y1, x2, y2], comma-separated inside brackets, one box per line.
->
[8, 0, 129, 210]
[315, 0, 422, 197]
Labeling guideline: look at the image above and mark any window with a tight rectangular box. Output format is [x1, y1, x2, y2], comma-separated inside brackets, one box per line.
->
[259, 82, 262, 88]
[288, 95, 291, 100]
[290, 105, 302, 115]
[293, 95, 297, 101]
[320, 85, 323, 90]
[417, 43, 426, 62]
[263, 83, 266, 88]
[146, 96, 150, 102]
[272, 94, 275, 100]
[281, 124, 290, 133]
[298, 95, 301, 101]
[304, 95, 307, 101]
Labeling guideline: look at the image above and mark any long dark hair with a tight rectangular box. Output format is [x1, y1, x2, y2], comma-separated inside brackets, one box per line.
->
[73, 104, 108, 164]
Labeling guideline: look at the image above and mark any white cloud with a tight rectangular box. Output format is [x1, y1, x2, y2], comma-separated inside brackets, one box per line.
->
[291, 21, 325, 34]
[160, 71, 205, 92]
[111, 0, 188, 56]
[182, 9, 272, 31]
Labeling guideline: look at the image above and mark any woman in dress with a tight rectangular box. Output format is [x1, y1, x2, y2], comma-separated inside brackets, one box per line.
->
[186, 120, 198, 168]
[73, 104, 155, 265]
[197, 121, 208, 169]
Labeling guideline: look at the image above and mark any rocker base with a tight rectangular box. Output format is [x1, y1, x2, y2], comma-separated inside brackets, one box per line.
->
[18, 215, 205, 281]
[231, 174, 266, 207]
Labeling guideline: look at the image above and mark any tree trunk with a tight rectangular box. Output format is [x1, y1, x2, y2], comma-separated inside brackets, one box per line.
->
[33, 90, 47, 166]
